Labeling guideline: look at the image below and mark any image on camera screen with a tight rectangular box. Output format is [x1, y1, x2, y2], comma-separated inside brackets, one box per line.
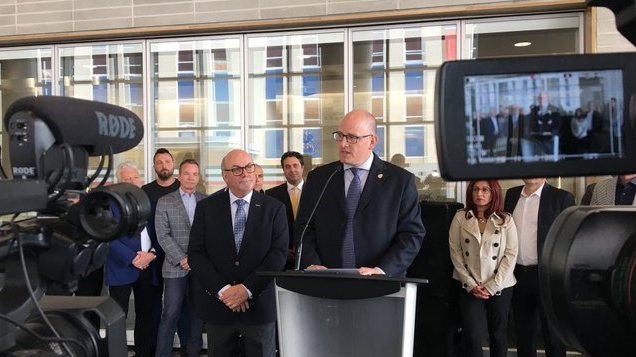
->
[463, 69, 624, 165]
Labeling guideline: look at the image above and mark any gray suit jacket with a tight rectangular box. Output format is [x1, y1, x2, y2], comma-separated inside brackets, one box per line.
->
[590, 177, 636, 205]
[156, 189, 207, 278]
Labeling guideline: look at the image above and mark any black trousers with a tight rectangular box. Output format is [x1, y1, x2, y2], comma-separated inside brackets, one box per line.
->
[459, 284, 513, 357]
[513, 266, 565, 357]
[109, 268, 160, 357]
[206, 321, 276, 357]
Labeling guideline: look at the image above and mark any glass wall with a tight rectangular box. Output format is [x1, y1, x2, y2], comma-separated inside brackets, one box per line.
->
[0, 12, 586, 199]
[0, 47, 53, 176]
[149, 38, 242, 191]
[58, 43, 145, 182]
[246, 31, 345, 187]
[352, 23, 459, 201]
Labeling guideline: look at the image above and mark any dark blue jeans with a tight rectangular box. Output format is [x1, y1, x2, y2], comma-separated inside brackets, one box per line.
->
[155, 276, 204, 357]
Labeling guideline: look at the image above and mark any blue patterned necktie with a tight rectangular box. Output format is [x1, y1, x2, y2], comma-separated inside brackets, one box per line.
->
[342, 168, 361, 268]
[234, 199, 247, 252]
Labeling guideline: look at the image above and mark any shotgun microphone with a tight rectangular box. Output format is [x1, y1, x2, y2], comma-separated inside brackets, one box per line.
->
[294, 165, 341, 271]
[4, 95, 143, 157]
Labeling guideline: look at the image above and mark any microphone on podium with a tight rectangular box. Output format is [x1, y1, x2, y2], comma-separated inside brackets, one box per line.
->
[294, 165, 341, 271]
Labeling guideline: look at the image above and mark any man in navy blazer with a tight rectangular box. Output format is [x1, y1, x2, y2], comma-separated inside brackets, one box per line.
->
[295, 109, 425, 277]
[188, 149, 288, 357]
[106, 162, 159, 357]
[504, 178, 575, 357]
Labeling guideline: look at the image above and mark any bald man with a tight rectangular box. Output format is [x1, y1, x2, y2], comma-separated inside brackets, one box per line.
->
[295, 109, 425, 277]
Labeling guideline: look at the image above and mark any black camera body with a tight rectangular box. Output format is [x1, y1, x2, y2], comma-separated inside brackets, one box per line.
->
[0, 96, 149, 356]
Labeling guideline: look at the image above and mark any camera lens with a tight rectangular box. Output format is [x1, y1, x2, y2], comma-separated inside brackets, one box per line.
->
[540, 206, 636, 356]
[79, 183, 150, 242]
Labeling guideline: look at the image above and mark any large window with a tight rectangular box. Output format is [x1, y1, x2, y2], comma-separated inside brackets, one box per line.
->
[247, 31, 345, 184]
[352, 24, 459, 201]
[0, 12, 585, 199]
[0, 47, 53, 176]
[58, 43, 144, 181]
[150, 38, 242, 191]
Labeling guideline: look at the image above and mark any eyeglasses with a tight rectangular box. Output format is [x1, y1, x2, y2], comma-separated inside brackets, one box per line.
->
[223, 163, 256, 176]
[472, 187, 492, 194]
[332, 131, 373, 144]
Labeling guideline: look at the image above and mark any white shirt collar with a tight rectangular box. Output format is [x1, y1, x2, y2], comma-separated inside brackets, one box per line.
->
[522, 182, 545, 198]
[286, 180, 304, 191]
[229, 190, 253, 205]
[343, 154, 373, 172]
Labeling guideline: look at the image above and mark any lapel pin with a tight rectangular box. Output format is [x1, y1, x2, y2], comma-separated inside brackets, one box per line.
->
[377, 173, 383, 179]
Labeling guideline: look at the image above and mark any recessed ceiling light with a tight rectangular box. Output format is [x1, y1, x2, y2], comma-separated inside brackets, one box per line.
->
[514, 41, 532, 47]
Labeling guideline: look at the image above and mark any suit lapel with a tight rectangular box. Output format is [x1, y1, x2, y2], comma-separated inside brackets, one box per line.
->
[172, 190, 191, 229]
[356, 155, 386, 214]
[217, 192, 237, 253]
[332, 163, 347, 214]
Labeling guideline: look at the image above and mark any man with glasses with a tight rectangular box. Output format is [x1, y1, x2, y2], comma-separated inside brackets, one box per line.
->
[188, 149, 288, 357]
[294, 109, 425, 277]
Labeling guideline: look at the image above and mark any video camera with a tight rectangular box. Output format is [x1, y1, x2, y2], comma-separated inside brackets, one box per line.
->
[434, 1, 636, 355]
[0, 96, 150, 356]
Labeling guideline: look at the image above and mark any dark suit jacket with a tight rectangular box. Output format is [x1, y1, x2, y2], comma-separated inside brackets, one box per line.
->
[295, 154, 425, 277]
[530, 105, 561, 137]
[187, 190, 288, 325]
[266, 182, 295, 250]
[504, 183, 575, 255]
[506, 113, 525, 156]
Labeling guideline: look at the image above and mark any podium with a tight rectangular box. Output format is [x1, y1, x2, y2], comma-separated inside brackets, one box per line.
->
[262, 271, 427, 357]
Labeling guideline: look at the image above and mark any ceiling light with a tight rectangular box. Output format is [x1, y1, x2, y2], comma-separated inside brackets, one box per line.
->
[514, 41, 532, 47]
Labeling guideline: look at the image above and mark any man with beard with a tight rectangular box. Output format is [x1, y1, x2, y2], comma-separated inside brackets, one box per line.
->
[141, 148, 187, 356]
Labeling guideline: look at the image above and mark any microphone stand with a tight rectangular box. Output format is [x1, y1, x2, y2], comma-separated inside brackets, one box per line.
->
[294, 165, 341, 271]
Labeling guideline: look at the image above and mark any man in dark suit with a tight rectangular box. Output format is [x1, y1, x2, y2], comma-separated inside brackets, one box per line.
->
[188, 149, 288, 357]
[295, 109, 425, 277]
[266, 151, 305, 269]
[479, 108, 500, 157]
[507, 104, 525, 158]
[529, 92, 561, 159]
[504, 178, 575, 357]
[106, 161, 159, 357]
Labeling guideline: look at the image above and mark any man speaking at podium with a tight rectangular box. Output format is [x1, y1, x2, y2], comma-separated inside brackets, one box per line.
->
[295, 109, 425, 277]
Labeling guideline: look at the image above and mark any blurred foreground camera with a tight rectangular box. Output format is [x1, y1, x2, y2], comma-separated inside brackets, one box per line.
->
[0, 96, 148, 356]
[540, 206, 636, 356]
[433, 1, 636, 356]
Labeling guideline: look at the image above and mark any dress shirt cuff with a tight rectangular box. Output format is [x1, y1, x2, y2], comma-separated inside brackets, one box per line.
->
[217, 284, 231, 298]
[240, 284, 253, 299]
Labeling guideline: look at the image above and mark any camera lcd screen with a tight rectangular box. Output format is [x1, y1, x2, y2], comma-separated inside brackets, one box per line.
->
[436, 53, 636, 180]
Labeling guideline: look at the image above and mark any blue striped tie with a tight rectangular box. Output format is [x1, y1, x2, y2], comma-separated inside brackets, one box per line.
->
[342, 168, 361, 268]
[234, 199, 247, 252]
